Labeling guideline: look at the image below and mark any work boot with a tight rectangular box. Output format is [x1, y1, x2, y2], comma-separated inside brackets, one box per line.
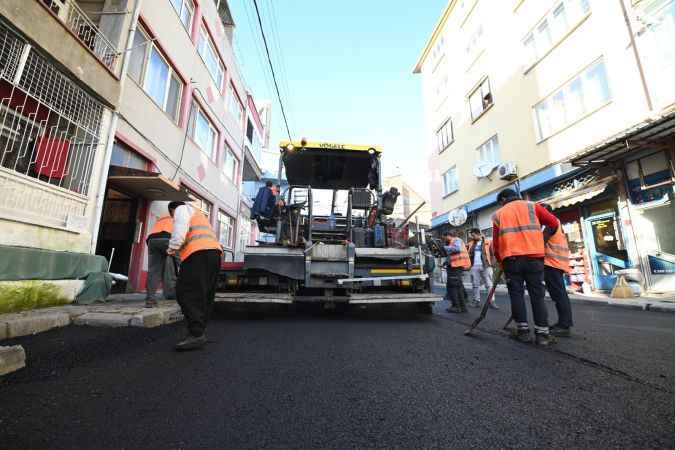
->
[446, 306, 464, 314]
[469, 300, 481, 308]
[174, 334, 207, 351]
[550, 324, 571, 338]
[509, 329, 532, 343]
[535, 333, 555, 346]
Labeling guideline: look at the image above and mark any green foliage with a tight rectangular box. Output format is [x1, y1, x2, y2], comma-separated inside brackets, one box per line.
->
[0, 281, 70, 314]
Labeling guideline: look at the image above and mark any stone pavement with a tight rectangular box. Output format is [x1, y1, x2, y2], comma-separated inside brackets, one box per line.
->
[0, 295, 182, 376]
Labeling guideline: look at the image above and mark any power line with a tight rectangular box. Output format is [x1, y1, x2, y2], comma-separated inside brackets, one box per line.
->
[265, 0, 294, 132]
[251, 0, 293, 142]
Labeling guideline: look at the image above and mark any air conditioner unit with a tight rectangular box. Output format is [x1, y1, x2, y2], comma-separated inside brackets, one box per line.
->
[498, 162, 518, 180]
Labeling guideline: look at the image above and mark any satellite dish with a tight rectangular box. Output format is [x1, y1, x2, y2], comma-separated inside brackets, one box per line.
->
[448, 207, 468, 226]
[473, 161, 497, 178]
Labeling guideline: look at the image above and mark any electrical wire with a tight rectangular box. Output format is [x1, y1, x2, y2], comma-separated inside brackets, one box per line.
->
[251, 0, 293, 142]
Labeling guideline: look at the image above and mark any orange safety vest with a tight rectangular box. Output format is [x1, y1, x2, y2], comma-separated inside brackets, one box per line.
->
[545, 223, 571, 273]
[449, 237, 471, 269]
[149, 216, 173, 236]
[494, 200, 545, 259]
[178, 210, 222, 262]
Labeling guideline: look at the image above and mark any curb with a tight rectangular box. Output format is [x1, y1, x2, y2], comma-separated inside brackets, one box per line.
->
[432, 282, 675, 315]
[0, 345, 25, 376]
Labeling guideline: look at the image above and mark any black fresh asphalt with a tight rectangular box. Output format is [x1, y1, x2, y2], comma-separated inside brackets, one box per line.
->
[1, 293, 674, 449]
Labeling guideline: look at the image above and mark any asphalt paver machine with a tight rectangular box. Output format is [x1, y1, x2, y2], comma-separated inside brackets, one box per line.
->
[217, 140, 443, 311]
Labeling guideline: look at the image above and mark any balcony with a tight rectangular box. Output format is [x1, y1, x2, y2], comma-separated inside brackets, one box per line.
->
[40, 0, 125, 73]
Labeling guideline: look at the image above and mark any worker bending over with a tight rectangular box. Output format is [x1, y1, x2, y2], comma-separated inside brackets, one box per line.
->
[444, 230, 471, 313]
[541, 203, 574, 337]
[492, 189, 558, 346]
[145, 210, 176, 308]
[168, 201, 222, 351]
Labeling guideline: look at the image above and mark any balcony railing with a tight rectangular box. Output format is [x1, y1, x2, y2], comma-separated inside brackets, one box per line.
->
[40, 0, 119, 72]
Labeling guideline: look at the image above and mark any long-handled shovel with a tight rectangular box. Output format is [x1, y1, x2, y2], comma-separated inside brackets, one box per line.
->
[464, 267, 503, 336]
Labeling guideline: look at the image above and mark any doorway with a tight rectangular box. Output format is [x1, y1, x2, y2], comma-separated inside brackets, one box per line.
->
[584, 211, 628, 290]
[96, 188, 139, 293]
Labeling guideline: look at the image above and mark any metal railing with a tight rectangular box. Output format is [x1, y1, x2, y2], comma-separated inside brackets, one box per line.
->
[41, 0, 119, 72]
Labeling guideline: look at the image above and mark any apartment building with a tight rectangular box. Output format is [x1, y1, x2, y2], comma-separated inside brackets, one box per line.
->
[0, 0, 267, 303]
[0, 0, 127, 302]
[415, 0, 675, 293]
[96, 0, 264, 291]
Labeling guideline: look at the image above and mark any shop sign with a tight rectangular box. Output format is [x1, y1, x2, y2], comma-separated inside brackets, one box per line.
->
[648, 254, 675, 275]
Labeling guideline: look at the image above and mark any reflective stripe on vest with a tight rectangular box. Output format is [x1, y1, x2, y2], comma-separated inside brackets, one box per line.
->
[178, 211, 222, 261]
[149, 216, 173, 235]
[545, 226, 571, 272]
[449, 238, 471, 269]
[494, 200, 545, 259]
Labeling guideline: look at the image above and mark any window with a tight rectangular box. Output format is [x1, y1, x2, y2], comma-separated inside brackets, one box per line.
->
[218, 211, 234, 249]
[477, 135, 500, 165]
[442, 166, 459, 196]
[170, 0, 194, 31]
[523, 0, 591, 67]
[469, 77, 493, 121]
[626, 151, 674, 204]
[436, 118, 453, 153]
[238, 216, 251, 256]
[227, 84, 244, 124]
[534, 59, 611, 140]
[128, 27, 183, 122]
[182, 186, 212, 218]
[465, 24, 484, 56]
[223, 143, 238, 183]
[111, 141, 149, 171]
[198, 26, 225, 88]
[246, 119, 254, 143]
[189, 102, 217, 158]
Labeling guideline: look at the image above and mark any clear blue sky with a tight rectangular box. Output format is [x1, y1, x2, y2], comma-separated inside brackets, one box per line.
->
[229, 0, 447, 197]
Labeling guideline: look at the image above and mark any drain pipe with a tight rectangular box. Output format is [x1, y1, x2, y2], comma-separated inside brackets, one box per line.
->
[90, 0, 145, 253]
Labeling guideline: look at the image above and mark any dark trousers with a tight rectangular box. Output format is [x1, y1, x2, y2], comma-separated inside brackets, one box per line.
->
[146, 237, 177, 300]
[176, 249, 221, 337]
[544, 266, 574, 328]
[446, 266, 466, 308]
[503, 256, 549, 334]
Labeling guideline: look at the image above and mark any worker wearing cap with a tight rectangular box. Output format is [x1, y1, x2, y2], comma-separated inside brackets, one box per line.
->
[492, 188, 559, 346]
[541, 203, 574, 337]
[145, 211, 176, 308]
[168, 201, 222, 351]
[444, 229, 471, 313]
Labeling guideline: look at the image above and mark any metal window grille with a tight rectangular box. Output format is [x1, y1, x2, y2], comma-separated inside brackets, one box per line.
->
[0, 22, 106, 197]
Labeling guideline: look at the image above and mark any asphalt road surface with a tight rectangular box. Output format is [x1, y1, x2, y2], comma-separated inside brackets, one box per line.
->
[1, 293, 674, 449]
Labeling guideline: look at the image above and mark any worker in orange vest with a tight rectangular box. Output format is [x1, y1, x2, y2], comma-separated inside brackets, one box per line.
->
[145, 211, 176, 307]
[541, 203, 574, 337]
[492, 188, 559, 346]
[443, 229, 471, 313]
[167, 201, 222, 351]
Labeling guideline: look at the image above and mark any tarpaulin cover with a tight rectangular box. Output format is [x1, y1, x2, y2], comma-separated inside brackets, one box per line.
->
[75, 272, 113, 304]
[0, 245, 108, 281]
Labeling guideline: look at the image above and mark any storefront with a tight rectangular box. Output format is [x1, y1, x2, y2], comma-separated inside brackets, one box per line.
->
[572, 112, 675, 294]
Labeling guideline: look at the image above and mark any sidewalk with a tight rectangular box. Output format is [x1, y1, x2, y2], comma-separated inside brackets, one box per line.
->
[432, 280, 675, 314]
[0, 295, 183, 376]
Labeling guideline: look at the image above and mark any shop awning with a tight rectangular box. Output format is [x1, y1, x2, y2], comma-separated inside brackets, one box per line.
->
[540, 175, 617, 210]
[571, 110, 675, 166]
[108, 175, 192, 201]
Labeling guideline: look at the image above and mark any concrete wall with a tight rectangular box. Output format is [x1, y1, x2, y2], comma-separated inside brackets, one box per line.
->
[418, 0, 657, 218]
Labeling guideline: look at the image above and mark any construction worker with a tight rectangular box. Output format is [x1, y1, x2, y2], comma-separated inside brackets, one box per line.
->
[467, 228, 498, 309]
[492, 188, 559, 345]
[167, 201, 222, 351]
[541, 203, 574, 337]
[444, 230, 471, 313]
[145, 210, 176, 307]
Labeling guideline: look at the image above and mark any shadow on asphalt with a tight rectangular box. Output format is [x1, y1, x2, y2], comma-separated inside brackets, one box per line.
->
[213, 302, 436, 322]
